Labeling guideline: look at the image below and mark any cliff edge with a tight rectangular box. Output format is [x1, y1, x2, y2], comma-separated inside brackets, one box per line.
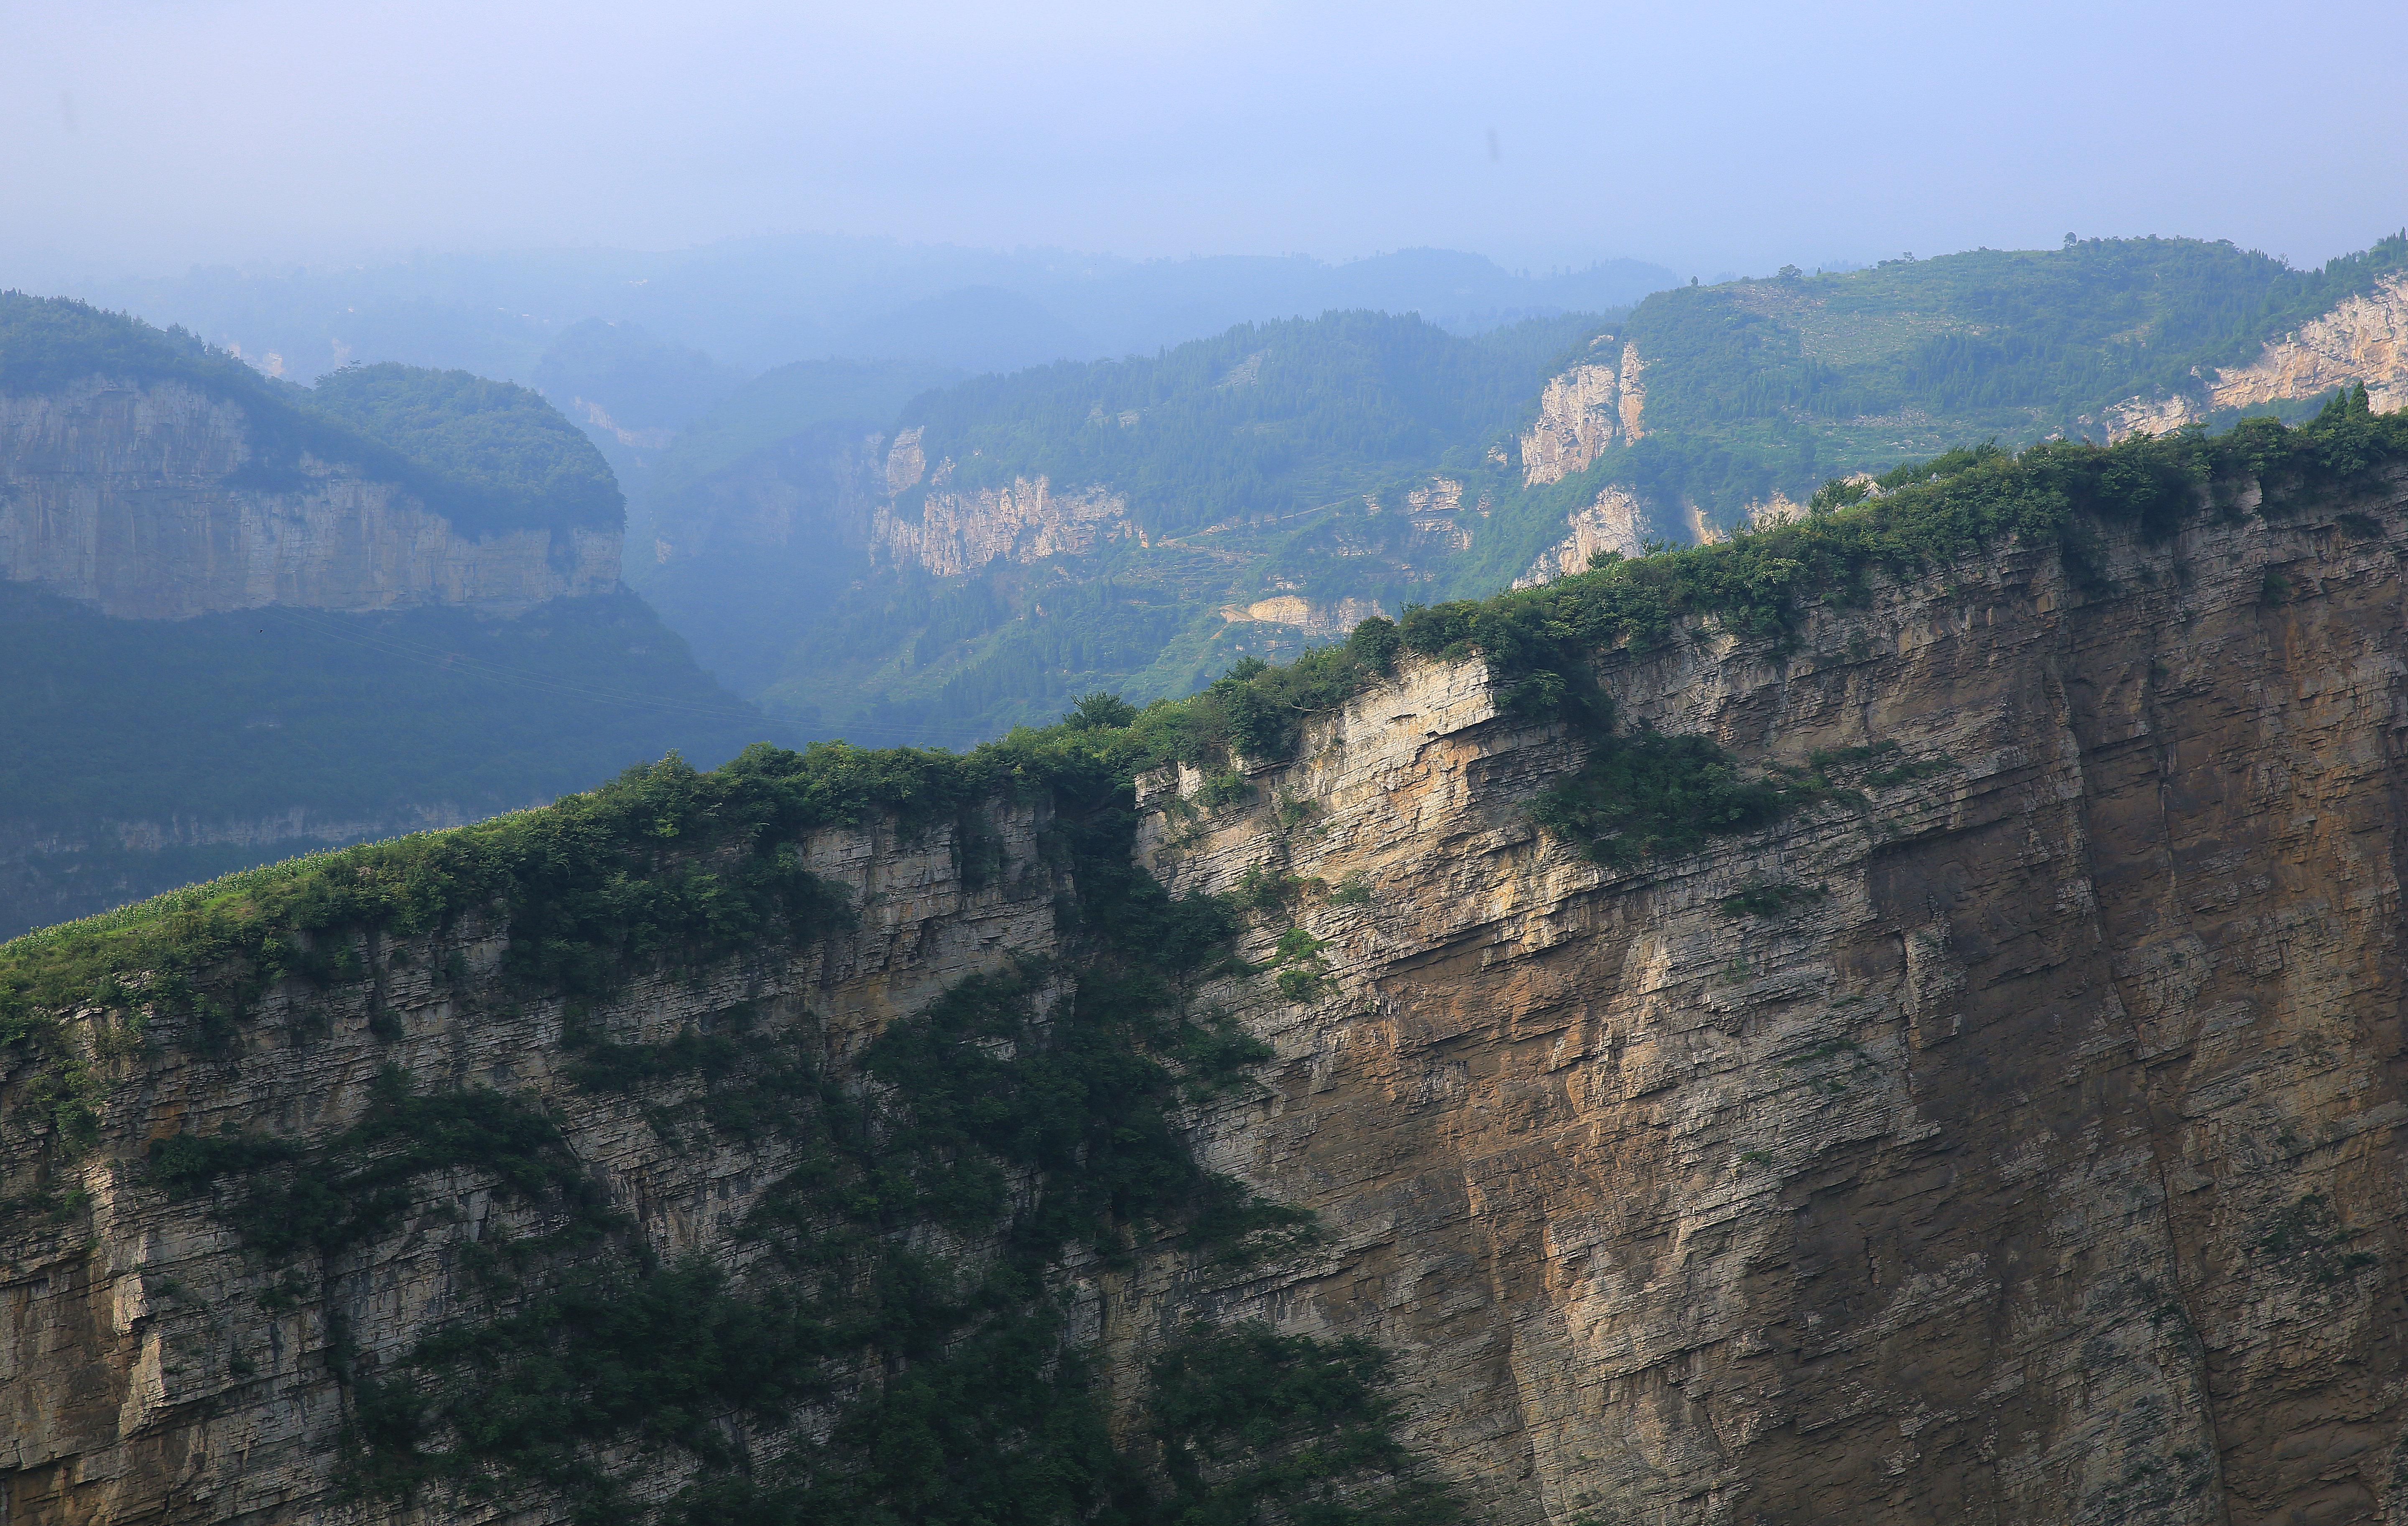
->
[5, 413, 2408, 1524]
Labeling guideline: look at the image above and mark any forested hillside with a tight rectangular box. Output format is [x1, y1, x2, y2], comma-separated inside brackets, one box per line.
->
[624, 233, 2408, 751]
[643, 310, 1611, 744]
[1593, 232, 2408, 516]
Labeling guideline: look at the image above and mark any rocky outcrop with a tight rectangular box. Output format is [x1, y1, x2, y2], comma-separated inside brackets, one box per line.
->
[1519, 342, 1648, 486]
[0, 379, 620, 619]
[2110, 272, 2408, 437]
[10, 466, 2408, 1523]
[1218, 593, 1386, 640]
[1741, 490, 1811, 530]
[1515, 486, 1649, 586]
[871, 436, 1135, 576]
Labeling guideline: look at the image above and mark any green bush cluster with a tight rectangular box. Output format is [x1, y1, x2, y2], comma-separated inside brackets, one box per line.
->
[150, 1067, 609, 1261]
[1715, 883, 1830, 920]
[1527, 728, 1840, 868]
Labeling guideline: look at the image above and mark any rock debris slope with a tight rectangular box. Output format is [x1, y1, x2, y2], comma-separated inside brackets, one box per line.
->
[5, 459, 2408, 1525]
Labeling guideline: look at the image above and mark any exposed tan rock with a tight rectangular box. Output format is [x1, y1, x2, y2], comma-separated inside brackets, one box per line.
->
[2110, 272, 2408, 438]
[870, 473, 1134, 577]
[1742, 490, 1811, 530]
[10, 468, 2408, 1523]
[883, 425, 927, 495]
[1518, 343, 1648, 487]
[1406, 476, 1477, 553]
[1617, 341, 1648, 442]
[1515, 486, 1648, 587]
[1219, 593, 1385, 639]
[0, 378, 620, 619]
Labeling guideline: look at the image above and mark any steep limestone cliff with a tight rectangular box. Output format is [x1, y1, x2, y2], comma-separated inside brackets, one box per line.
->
[8, 444, 2408, 1524]
[0, 378, 619, 619]
[1518, 343, 1648, 487]
[2110, 272, 2408, 438]
[1156, 461, 2408, 1524]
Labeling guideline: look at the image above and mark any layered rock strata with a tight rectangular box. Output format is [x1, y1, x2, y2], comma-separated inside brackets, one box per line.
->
[8, 467, 2408, 1523]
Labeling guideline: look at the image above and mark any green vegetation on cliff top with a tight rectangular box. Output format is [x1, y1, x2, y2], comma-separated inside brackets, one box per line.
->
[10, 394, 2400, 1032]
[2, 398, 2400, 1523]
[307, 361, 621, 532]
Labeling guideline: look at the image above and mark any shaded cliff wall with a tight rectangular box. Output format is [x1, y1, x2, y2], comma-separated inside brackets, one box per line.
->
[0, 378, 619, 619]
[8, 466, 2408, 1524]
[0, 802, 1075, 1526]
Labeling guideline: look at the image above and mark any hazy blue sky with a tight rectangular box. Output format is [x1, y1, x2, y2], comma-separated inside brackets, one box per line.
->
[8, 0, 2404, 279]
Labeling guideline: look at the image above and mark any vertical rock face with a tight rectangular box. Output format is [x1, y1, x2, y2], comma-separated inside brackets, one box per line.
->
[1518, 343, 1648, 487]
[0, 378, 620, 618]
[1154, 465, 2408, 1525]
[871, 475, 1135, 577]
[1217, 592, 1389, 640]
[2110, 273, 2408, 438]
[8, 470, 2408, 1523]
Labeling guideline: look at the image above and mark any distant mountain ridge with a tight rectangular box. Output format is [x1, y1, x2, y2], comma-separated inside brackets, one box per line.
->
[54, 236, 1681, 386]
